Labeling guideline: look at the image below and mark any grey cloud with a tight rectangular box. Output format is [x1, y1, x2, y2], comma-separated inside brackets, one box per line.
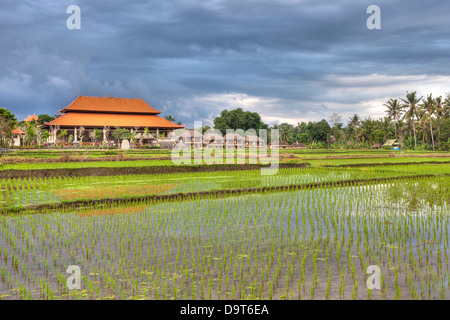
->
[0, 0, 449, 124]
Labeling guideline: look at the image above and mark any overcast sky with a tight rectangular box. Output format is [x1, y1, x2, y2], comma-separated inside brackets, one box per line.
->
[1, 0, 450, 127]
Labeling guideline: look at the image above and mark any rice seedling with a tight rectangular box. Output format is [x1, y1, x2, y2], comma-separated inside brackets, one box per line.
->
[0, 161, 448, 300]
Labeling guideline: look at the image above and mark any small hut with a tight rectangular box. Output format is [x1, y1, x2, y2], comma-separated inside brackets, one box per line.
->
[270, 140, 290, 149]
[371, 142, 383, 149]
[5, 129, 25, 147]
[224, 133, 245, 149]
[383, 139, 401, 149]
[176, 129, 203, 149]
[245, 135, 265, 148]
[203, 131, 224, 148]
[290, 142, 307, 149]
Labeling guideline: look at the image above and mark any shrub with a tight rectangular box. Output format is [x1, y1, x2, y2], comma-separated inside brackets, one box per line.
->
[60, 152, 71, 162]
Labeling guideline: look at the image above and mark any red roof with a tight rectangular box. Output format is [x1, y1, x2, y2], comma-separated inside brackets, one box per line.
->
[46, 112, 184, 128]
[12, 128, 25, 134]
[1, 129, 25, 135]
[62, 96, 161, 114]
[291, 142, 307, 148]
[23, 115, 38, 122]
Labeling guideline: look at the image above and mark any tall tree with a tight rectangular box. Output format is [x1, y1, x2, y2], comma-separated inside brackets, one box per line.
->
[400, 91, 422, 148]
[37, 114, 55, 125]
[347, 114, 360, 142]
[359, 117, 376, 143]
[309, 119, 331, 143]
[383, 98, 404, 140]
[213, 108, 268, 136]
[164, 115, 177, 122]
[435, 96, 444, 144]
[443, 92, 450, 119]
[419, 94, 437, 150]
[0, 108, 18, 148]
[329, 112, 343, 127]
[280, 127, 290, 143]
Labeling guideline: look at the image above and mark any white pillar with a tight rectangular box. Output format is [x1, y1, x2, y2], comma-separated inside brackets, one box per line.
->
[74, 127, 78, 142]
[103, 128, 106, 141]
[156, 128, 159, 139]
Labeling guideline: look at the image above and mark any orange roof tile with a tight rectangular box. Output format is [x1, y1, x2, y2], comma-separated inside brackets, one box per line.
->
[46, 112, 184, 128]
[12, 128, 25, 134]
[1, 129, 25, 134]
[62, 96, 161, 114]
[23, 115, 38, 122]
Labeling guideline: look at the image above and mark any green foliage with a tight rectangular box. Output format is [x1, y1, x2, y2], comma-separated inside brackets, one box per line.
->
[37, 114, 55, 125]
[112, 127, 130, 141]
[309, 119, 331, 143]
[0, 107, 18, 148]
[369, 129, 385, 143]
[213, 108, 268, 136]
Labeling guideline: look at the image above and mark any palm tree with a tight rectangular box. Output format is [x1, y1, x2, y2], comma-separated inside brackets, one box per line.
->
[419, 94, 437, 150]
[383, 98, 404, 140]
[347, 114, 360, 142]
[400, 91, 422, 149]
[434, 96, 444, 144]
[164, 115, 177, 122]
[280, 127, 290, 143]
[443, 92, 450, 119]
[379, 116, 392, 140]
[359, 117, 375, 143]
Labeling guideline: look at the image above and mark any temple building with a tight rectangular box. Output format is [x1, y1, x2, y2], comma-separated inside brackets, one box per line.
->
[44, 95, 184, 145]
[23, 114, 39, 123]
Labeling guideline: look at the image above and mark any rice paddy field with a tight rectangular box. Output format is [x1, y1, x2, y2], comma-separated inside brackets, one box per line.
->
[0, 150, 449, 300]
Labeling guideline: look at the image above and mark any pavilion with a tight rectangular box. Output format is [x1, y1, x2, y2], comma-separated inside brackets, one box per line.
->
[44, 95, 184, 145]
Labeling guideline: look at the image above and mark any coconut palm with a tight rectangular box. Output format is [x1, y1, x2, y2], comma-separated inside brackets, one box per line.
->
[419, 94, 437, 150]
[164, 115, 177, 122]
[434, 96, 444, 144]
[379, 116, 393, 140]
[280, 126, 290, 143]
[359, 117, 375, 143]
[443, 92, 450, 119]
[347, 114, 360, 142]
[400, 91, 422, 149]
[384, 98, 404, 140]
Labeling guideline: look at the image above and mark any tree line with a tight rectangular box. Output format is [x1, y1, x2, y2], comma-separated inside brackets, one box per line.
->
[212, 92, 450, 150]
[1, 91, 449, 150]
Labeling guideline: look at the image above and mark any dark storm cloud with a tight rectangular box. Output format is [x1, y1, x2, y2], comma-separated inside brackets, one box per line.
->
[1, 0, 449, 124]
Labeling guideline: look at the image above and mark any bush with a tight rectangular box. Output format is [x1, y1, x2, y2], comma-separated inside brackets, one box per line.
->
[59, 152, 71, 162]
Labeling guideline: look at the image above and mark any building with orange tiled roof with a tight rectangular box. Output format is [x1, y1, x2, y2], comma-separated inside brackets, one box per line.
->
[43, 95, 184, 145]
[0, 128, 25, 147]
[23, 114, 39, 122]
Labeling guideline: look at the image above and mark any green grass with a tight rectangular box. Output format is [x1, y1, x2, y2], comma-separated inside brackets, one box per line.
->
[0, 167, 411, 207]
[2, 162, 448, 209]
[0, 160, 176, 170]
[306, 157, 450, 166]
[1, 153, 449, 171]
